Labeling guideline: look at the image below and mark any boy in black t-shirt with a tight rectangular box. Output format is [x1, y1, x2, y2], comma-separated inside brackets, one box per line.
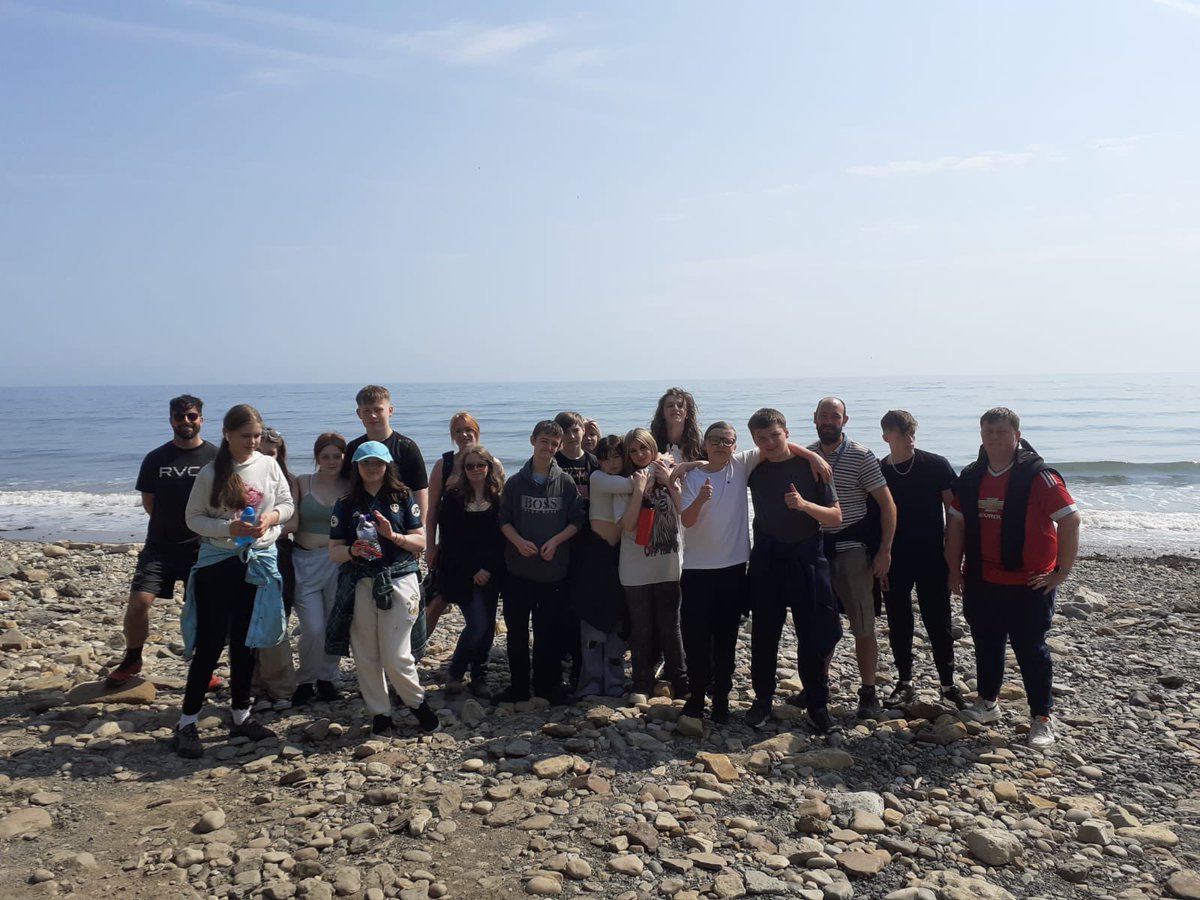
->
[744, 409, 844, 733]
[341, 385, 430, 524]
[106, 395, 219, 688]
[878, 410, 965, 709]
[553, 411, 599, 690]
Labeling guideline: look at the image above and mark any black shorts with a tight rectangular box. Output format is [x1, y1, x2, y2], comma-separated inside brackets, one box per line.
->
[131, 545, 198, 599]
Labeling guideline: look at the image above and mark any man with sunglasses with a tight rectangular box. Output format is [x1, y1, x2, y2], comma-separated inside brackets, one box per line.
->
[106, 395, 219, 688]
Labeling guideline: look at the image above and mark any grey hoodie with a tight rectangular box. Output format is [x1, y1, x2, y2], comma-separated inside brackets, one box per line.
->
[499, 457, 587, 583]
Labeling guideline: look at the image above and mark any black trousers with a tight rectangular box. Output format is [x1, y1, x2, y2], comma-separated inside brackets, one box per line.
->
[883, 551, 956, 685]
[964, 582, 1056, 718]
[502, 575, 567, 697]
[183, 555, 256, 715]
[680, 564, 746, 701]
[625, 581, 687, 695]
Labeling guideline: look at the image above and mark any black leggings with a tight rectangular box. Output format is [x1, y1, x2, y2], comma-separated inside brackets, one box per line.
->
[883, 554, 955, 685]
[183, 556, 257, 715]
[680, 565, 746, 701]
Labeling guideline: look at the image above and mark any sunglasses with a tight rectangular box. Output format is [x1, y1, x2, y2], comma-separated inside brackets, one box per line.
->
[172, 412, 200, 423]
[464, 461, 489, 471]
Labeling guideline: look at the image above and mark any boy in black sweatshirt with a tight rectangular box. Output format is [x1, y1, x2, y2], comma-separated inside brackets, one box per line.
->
[497, 420, 587, 704]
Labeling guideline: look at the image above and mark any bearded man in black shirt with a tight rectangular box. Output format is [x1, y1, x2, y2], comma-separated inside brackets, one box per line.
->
[106, 395, 218, 688]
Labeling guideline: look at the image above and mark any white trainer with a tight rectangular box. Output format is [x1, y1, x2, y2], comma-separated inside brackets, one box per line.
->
[1028, 715, 1056, 748]
[962, 698, 1001, 724]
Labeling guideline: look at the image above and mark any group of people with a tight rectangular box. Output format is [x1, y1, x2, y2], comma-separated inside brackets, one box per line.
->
[103, 384, 1080, 759]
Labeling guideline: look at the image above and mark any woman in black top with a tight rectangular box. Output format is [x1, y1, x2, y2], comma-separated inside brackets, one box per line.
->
[437, 444, 506, 699]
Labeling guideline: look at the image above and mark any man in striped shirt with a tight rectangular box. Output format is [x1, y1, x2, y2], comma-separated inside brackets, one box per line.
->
[808, 397, 897, 720]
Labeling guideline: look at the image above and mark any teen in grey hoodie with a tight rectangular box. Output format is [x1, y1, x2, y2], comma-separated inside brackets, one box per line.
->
[495, 421, 586, 704]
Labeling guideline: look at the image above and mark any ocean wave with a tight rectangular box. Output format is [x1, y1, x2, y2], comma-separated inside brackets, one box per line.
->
[0, 490, 140, 509]
[1057, 461, 1200, 485]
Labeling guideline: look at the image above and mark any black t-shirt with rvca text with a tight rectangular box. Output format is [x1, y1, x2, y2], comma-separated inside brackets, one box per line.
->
[136, 440, 219, 549]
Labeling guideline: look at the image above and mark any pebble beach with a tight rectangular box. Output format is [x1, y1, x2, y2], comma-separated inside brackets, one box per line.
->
[1, 538, 1199, 900]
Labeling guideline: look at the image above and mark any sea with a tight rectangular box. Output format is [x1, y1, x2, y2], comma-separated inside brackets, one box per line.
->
[0, 374, 1197, 557]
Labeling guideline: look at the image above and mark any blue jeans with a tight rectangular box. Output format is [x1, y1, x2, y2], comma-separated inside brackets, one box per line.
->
[448, 588, 496, 681]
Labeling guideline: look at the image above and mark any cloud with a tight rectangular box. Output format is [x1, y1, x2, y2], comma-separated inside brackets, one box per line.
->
[1149, 0, 1200, 17]
[846, 149, 1046, 177]
[1, 0, 567, 81]
[1095, 134, 1151, 157]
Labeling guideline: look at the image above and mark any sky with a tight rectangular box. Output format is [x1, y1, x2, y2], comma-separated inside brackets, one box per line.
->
[1, 0, 1198, 386]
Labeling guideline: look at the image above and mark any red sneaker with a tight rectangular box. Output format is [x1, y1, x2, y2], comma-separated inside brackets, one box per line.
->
[105, 660, 143, 688]
[207, 675, 224, 693]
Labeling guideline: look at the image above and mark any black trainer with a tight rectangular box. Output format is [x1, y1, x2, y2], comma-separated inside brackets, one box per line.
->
[371, 714, 393, 736]
[172, 722, 203, 759]
[316, 680, 341, 702]
[230, 717, 274, 742]
[681, 697, 705, 719]
[291, 683, 315, 707]
[856, 686, 883, 720]
[413, 702, 442, 734]
[808, 707, 837, 735]
[745, 699, 772, 730]
[710, 695, 730, 724]
[941, 685, 968, 710]
[492, 686, 530, 705]
[886, 681, 915, 708]
[786, 689, 808, 708]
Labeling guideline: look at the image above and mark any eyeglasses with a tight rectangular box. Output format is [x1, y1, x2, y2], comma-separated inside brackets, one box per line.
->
[263, 427, 283, 442]
[464, 462, 489, 471]
[172, 412, 200, 423]
[707, 437, 735, 447]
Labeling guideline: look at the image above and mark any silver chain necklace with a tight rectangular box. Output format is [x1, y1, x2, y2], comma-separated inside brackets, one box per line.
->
[890, 453, 916, 476]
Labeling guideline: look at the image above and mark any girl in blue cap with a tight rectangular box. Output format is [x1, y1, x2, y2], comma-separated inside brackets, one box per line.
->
[328, 440, 440, 736]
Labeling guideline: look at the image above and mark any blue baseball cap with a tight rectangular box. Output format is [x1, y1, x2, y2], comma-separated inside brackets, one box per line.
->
[351, 441, 393, 464]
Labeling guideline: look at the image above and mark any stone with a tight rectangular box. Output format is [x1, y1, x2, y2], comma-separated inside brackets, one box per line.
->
[838, 849, 890, 877]
[713, 872, 746, 898]
[850, 810, 886, 834]
[1078, 820, 1113, 845]
[67, 678, 157, 705]
[687, 852, 728, 870]
[965, 828, 1022, 866]
[792, 749, 855, 770]
[1167, 870, 1200, 900]
[1, 628, 32, 651]
[919, 871, 1016, 900]
[921, 718, 968, 745]
[826, 791, 885, 817]
[460, 698, 484, 724]
[696, 751, 739, 782]
[532, 754, 575, 778]
[563, 859, 591, 880]
[744, 868, 788, 895]
[193, 809, 226, 833]
[607, 854, 644, 875]
[174, 847, 205, 868]
[676, 715, 704, 737]
[485, 799, 531, 827]
[526, 874, 562, 895]
[622, 821, 659, 852]
[992, 782, 1019, 803]
[1117, 824, 1178, 847]
[0, 808, 52, 839]
[1057, 859, 1092, 884]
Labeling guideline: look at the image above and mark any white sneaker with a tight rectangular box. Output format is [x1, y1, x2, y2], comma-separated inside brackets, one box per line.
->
[962, 698, 1001, 724]
[1028, 715, 1056, 748]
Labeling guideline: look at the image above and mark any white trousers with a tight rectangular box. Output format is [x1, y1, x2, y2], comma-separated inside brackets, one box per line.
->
[292, 546, 341, 684]
[349, 573, 424, 714]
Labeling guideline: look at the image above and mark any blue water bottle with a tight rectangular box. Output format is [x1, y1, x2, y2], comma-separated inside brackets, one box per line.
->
[234, 506, 257, 547]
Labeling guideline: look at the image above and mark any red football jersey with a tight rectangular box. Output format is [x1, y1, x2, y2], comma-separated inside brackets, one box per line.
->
[952, 465, 1077, 585]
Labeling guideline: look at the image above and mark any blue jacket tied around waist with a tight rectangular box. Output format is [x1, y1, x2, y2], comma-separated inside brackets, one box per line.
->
[181, 543, 286, 659]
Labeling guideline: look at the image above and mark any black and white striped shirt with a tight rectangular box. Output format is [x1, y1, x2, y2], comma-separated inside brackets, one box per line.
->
[808, 437, 887, 552]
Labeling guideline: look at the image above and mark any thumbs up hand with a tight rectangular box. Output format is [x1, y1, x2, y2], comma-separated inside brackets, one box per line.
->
[784, 482, 807, 512]
[698, 477, 713, 503]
